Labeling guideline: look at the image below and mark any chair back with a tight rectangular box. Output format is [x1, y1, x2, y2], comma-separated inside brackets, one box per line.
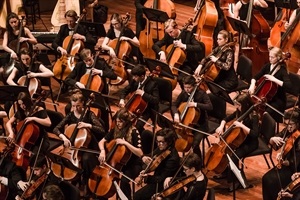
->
[236, 55, 252, 83]
[153, 77, 172, 114]
[287, 72, 300, 96]
[207, 93, 226, 122]
[260, 112, 276, 144]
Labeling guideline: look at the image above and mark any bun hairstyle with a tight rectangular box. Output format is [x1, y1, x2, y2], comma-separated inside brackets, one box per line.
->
[65, 10, 79, 20]
[164, 19, 178, 30]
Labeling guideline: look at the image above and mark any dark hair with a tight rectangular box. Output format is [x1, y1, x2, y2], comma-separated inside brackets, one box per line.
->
[29, 154, 48, 168]
[183, 153, 202, 171]
[79, 48, 91, 60]
[235, 93, 252, 114]
[284, 109, 300, 124]
[156, 128, 176, 148]
[43, 185, 65, 200]
[64, 10, 78, 20]
[131, 65, 146, 76]
[17, 92, 33, 110]
[114, 108, 133, 126]
[20, 47, 33, 57]
[6, 12, 19, 32]
[183, 76, 196, 86]
[70, 90, 85, 103]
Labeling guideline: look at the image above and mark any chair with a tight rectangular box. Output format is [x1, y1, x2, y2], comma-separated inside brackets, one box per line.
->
[23, 0, 41, 30]
[153, 77, 173, 114]
[59, 181, 80, 200]
[285, 72, 300, 109]
[229, 54, 252, 93]
[242, 112, 276, 169]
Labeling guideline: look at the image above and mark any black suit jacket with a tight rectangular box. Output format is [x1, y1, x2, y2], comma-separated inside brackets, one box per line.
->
[52, 24, 96, 52]
[152, 29, 205, 70]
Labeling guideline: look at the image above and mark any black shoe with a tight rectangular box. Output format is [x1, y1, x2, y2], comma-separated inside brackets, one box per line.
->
[228, 182, 241, 192]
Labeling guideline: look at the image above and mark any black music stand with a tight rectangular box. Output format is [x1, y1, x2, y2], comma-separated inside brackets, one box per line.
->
[152, 109, 175, 131]
[206, 81, 234, 105]
[81, 21, 106, 38]
[80, 88, 110, 110]
[47, 152, 83, 174]
[144, 58, 174, 79]
[0, 85, 29, 102]
[142, 7, 169, 41]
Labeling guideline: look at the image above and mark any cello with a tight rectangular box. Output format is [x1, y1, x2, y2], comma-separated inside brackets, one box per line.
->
[193, 0, 218, 56]
[204, 104, 256, 174]
[52, 11, 86, 81]
[88, 124, 132, 198]
[51, 97, 92, 181]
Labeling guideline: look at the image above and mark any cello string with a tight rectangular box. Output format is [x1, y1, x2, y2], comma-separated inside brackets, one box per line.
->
[102, 162, 137, 184]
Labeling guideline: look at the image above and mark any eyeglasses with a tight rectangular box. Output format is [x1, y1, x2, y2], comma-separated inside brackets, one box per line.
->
[156, 140, 166, 144]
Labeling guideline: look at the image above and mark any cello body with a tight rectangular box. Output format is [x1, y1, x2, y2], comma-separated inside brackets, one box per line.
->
[88, 139, 131, 198]
[194, 0, 218, 56]
[125, 93, 148, 117]
[51, 124, 91, 181]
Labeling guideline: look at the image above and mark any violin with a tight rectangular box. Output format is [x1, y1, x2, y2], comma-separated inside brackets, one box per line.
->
[107, 13, 131, 86]
[138, 149, 171, 186]
[21, 171, 49, 199]
[88, 124, 132, 198]
[277, 175, 300, 200]
[204, 104, 257, 174]
[153, 175, 196, 199]
[52, 11, 86, 81]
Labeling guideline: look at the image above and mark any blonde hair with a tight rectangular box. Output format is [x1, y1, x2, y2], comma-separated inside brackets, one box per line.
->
[164, 19, 177, 30]
[269, 47, 283, 60]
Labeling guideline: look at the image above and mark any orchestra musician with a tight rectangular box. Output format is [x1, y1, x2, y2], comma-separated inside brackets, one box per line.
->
[6, 92, 51, 154]
[53, 91, 105, 194]
[98, 108, 143, 199]
[248, 47, 292, 123]
[154, 153, 208, 200]
[134, 128, 180, 200]
[214, 93, 259, 191]
[134, 0, 147, 38]
[233, 0, 268, 20]
[16, 155, 61, 200]
[194, 29, 238, 91]
[284, 0, 300, 30]
[99, 13, 141, 69]
[171, 75, 213, 159]
[42, 185, 65, 200]
[52, 10, 96, 56]
[277, 172, 300, 200]
[119, 65, 159, 134]
[64, 48, 117, 131]
[2, 12, 37, 60]
[152, 18, 205, 89]
[6, 47, 54, 86]
[0, 149, 25, 199]
[262, 109, 300, 200]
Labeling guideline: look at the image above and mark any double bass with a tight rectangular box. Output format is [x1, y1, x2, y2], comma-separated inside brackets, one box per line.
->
[52, 11, 86, 81]
[51, 97, 92, 181]
[107, 13, 130, 86]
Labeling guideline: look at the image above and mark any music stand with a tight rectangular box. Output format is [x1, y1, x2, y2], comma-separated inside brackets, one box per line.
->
[142, 7, 169, 41]
[144, 58, 174, 79]
[47, 152, 83, 174]
[206, 81, 234, 105]
[152, 109, 175, 131]
[80, 88, 110, 111]
[0, 85, 29, 102]
[81, 21, 106, 38]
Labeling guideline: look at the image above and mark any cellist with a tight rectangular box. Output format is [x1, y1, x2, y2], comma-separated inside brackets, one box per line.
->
[53, 91, 105, 196]
[171, 75, 212, 159]
[52, 9, 96, 57]
[214, 93, 259, 192]
[284, 0, 300, 30]
[153, 153, 207, 200]
[98, 108, 143, 199]
[152, 19, 205, 89]
[248, 47, 292, 123]
[119, 65, 159, 134]
[233, 0, 268, 21]
[6, 92, 51, 155]
[134, 128, 180, 200]
[262, 109, 300, 200]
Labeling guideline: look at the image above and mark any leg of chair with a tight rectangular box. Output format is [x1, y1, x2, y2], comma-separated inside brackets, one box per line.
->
[56, 81, 64, 102]
[262, 154, 271, 169]
[269, 152, 275, 168]
[49, 85, 57, 112]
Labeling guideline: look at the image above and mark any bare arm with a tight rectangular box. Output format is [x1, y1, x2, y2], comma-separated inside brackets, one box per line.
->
[6, 68, 18, 85]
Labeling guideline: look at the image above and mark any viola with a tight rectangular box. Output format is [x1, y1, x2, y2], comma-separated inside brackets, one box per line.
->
[193, 0, 218, 56]
[52, 11, 86, 81]
[154, 175, 196, 199]
[21, 171, 49, 199]
[17, 52, 41, 97]
[138, 149, 171, 186]
[51, 98, 92, 181]
[277, 175, 300, 200]
[107, 13, 131, 86]
[88, 125, 132, 198]
[204, 104, 256, 174]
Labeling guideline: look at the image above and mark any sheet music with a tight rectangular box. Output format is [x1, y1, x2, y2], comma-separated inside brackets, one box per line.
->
[226, 154, 247, 188]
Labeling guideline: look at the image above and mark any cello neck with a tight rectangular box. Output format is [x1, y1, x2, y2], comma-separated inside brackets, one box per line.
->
[86, 51, 100, 89]
[65, 12, 85, 53]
